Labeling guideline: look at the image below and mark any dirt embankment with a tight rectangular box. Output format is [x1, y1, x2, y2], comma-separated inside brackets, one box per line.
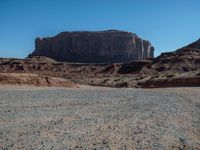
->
[0, 73, 78, 88]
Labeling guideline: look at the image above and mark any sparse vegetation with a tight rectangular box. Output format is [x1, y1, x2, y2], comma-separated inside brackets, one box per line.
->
[166, 73, 176, 78]
[196, 70, 200, 76]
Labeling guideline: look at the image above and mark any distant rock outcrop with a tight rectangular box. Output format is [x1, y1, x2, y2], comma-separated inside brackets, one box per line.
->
[139, 38, 200, 88]
[145, 39, 200, 75]
[30, 30, 154, 63]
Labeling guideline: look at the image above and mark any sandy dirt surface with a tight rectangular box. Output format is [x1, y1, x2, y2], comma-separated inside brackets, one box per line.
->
[0, 86, 200, 149]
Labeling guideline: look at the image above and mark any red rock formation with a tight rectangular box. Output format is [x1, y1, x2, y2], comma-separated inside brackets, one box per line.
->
[30, 30, 154, 63]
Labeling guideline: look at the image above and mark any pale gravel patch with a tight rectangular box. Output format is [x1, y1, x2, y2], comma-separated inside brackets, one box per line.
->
[0, 86, 200, 149]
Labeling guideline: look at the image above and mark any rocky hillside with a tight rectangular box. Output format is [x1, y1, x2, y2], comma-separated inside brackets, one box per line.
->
[142, 39, 200, 75]
[140, 39, 200, 87]
[30, 30, 154, 63]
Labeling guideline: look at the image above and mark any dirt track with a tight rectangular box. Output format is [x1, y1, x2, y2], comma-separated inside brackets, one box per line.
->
[0, 86, 200, 149]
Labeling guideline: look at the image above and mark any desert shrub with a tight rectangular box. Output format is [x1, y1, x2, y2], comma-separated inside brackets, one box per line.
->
[196, 71, 200, 76]
[166, 73, 175, 78]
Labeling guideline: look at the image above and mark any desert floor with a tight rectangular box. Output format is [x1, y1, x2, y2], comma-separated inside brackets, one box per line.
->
[0, 85, 200, 149]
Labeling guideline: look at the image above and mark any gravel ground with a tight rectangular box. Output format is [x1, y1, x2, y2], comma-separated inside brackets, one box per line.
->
[0, 86, 200, 150]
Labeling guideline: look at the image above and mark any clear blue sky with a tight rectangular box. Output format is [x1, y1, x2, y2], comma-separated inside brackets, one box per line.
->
[0, 0, 200, 58]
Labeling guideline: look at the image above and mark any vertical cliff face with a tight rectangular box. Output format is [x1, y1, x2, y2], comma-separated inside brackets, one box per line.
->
[31, 30, 154, 63]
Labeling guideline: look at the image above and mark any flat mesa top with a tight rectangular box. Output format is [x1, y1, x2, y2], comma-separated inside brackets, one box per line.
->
[54, 30, 137, 37]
